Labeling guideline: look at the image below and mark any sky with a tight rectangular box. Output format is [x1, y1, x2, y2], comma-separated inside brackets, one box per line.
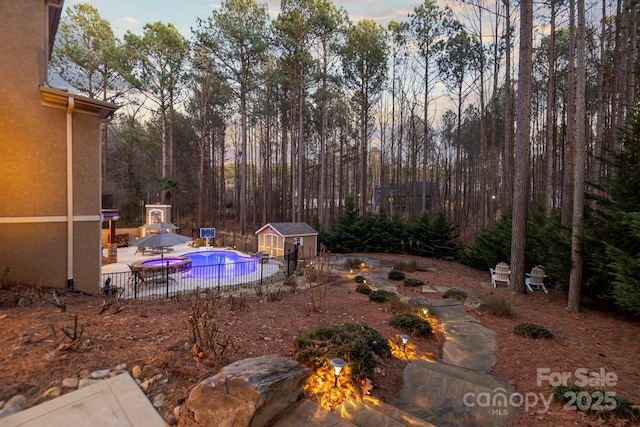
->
[64, 0, 425, 39]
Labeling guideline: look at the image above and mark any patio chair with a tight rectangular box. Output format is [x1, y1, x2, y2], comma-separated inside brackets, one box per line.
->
[525, 266, 548, 294]
[490, 262, 511, 288]
[101, 277, 123, 297]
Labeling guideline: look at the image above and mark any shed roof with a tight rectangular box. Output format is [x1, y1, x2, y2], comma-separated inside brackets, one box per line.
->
[255, 222, 317, 237]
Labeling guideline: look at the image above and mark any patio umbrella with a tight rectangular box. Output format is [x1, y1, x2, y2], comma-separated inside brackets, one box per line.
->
[133, 230, 192, 249]
[131, 231, 193, 292]
[142, 221, 178, 231]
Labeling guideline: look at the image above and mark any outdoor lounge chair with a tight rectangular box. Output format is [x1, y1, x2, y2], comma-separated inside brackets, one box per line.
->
[525, 265, 548, 293]
[490, 262, 511, 287]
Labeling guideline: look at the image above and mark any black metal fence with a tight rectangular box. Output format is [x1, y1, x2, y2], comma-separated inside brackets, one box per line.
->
[284, 245, 299, 276]
[101, 259, 279, 301]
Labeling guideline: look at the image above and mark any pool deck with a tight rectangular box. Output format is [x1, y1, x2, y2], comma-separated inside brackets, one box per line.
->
[101, 244, 282, 298]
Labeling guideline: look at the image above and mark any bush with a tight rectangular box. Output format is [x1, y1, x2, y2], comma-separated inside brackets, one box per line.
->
[403, 278, 425, 287]
[354, 275, 366, 283]
[513, 322, 552, 339]
[442, 288, 467, 301]
[388, 270, 406, 281]
[294, 323, 390, 379]
[552, 384, 640, 422]
[344, 258, 366, 270]
[355, 283, 372, 295]
[478, 296, 512, 317]
[389, 313, 432, 337]
[369, 289, 395, 302]
[392, 260, 428, 272]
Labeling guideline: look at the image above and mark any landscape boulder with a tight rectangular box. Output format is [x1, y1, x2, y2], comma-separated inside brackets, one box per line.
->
[186, 355, 311, 427]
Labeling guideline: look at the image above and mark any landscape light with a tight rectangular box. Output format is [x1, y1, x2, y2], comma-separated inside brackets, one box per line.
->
[329, 358, 346, 387]
[400, 334, 410, 352]
[422, 307, 429, 316]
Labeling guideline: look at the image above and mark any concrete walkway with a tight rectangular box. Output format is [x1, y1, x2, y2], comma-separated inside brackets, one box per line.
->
[0, 374, 165, 427]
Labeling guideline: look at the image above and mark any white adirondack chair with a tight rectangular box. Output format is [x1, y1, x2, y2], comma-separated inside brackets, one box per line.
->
[490, 262, 511, 288]
[525, 266, 548, 293]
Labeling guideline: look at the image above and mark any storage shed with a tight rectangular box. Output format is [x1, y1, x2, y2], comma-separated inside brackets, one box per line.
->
[255, 222, 318, 259]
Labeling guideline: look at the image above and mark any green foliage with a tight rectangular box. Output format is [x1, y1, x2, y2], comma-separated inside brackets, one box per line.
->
[461, 204, 571, 291]
[583, 108, 640, 314]
[387, 270, 406, 280]
[461, 209, 512, 269]
[355, 283, 372, 295]
[513, 322, 552, 339]
[442, 288, 467, 301]
[552, 384, 640, 421]
[344, 258, 367, 270]
[392, 260, 429, 272]
[294, 323, 390, 379]
[407, 211, 460, 259]
[354, 275, 367, 283]
[403, 278, 425, 287]
[389, 313, 432, 337]
[478, 296, 512, 317]
[368, 289, 395, 302]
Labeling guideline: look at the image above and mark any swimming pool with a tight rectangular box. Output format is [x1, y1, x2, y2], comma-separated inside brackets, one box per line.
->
[181, 250, 262, 279]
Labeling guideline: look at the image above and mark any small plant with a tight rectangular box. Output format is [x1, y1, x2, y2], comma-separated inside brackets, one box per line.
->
[294, 323, 390, 379]
[356, 283, 372, 295]
[189, 291, 238, 360]
[403, 278, 425, 287]
[442, 288, 468, 301]
[305, 245, 333, 312]
[513, 322, 552, 339]
[354, 275, 367, 283]
[387, 294, 410, 314]
[389, 313, 432, 337]
[267, 289, 283, 302]
[388, 270, 406, 281]
[552, 384, 640, 422]
[344, 258, 367, 270]
[229, 293, 247, 311]
[392, 260, 428, 272]
[369, 289, 395, 302]
[478, 296, 512, 317]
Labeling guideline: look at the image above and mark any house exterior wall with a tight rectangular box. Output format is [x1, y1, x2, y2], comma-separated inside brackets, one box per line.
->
[0, 0, 112, 292]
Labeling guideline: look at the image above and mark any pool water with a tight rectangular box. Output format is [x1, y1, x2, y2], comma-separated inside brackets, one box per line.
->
[182, 250, 261, 279]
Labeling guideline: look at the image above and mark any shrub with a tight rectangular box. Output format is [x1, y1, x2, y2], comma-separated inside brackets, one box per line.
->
[442, 288, 468, 301]
[388, 270, 406, 281]
[369, 289, 395, 302]
[354, 275, 367, 283]
[389, 313, 432, 337]
[478, 296, 512, 317]
[513, 322, 552, 339]
[552, 384, 640, 422]
[392, 260, 428, 272]
[403, 278, 425, 287]
[344, 258, 366, 270]
[355, 283, 372, 295]
[294, 323, 390, 379]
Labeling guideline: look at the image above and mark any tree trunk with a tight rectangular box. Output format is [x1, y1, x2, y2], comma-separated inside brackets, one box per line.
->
[568, 0, 586, 313]
[509, 0, 533, 294]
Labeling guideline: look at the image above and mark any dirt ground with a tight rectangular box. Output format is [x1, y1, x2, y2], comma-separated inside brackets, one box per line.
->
[1, 253, 639, 426]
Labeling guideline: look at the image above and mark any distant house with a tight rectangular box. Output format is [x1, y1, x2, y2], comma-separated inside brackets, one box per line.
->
[0, 0, 117, 292]
[255, 222, 318, 259]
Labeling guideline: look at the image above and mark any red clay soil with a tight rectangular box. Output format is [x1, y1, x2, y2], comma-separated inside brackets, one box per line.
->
[0, 253, 639, 426]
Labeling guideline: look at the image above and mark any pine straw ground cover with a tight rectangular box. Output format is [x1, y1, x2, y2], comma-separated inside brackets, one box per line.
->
[0, 253, 639, 426]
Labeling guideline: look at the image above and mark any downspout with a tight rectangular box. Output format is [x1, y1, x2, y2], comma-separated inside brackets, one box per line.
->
[67, 97, 75, 290]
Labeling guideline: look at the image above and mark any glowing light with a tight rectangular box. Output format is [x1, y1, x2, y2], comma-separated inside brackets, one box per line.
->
[330, 358, 346, 387]
[422, 307, 429, 316]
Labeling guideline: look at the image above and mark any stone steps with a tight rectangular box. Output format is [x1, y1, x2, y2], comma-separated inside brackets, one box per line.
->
[335, 396, 436, 427]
